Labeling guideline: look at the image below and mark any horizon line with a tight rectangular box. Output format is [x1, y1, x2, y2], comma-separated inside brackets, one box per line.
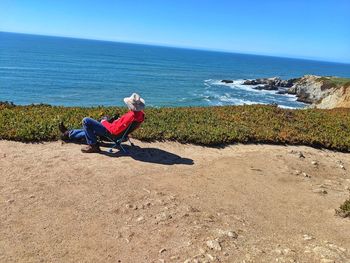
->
[1, 30, 350, 65]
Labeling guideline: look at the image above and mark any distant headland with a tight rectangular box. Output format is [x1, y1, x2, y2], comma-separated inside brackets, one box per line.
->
[222, 75, 350, 109]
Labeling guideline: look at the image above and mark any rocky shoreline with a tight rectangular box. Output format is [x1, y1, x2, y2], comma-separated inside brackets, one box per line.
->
[242, 77, 297, 90]
[221, 75, 350, 108]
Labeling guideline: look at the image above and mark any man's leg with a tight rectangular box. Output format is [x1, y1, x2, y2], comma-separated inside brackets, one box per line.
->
[59, 122, 85, 142]
[81, 117, 108, 153]
[68, 129, 86, 141]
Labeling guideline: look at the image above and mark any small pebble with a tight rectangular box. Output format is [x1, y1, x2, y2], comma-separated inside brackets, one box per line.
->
[206, 253, 215, 261]
[227, 231, 238, 239]
[283, 248, 291, 255]
[206, 240, 221, 251]
[312, 188, 328, 194]
[302, 172, 311, 178]
[320, 259, 335, 263]
[274, 249, 282, 255]
[136, 216, 144, 222]
[303, 234, 314, 241]
[143, 188, 151, 194]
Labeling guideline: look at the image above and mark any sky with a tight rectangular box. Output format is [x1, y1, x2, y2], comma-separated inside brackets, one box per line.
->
[0, 0, 349, 63]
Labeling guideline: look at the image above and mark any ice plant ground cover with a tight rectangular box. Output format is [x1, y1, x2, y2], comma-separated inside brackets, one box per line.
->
[1, 102, 350, 151]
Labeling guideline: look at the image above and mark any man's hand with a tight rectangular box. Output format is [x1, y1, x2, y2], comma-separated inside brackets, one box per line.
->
[108, 114, 120, 123]
[100, 114, 119, 123]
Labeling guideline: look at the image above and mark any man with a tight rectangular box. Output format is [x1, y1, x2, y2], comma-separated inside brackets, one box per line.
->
[59, 93, 145, 153]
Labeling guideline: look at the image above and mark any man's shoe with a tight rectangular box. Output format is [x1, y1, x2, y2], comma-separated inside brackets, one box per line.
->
[60, 131, 70, 141]
[58, 121, 68, 133]
[81, 144, 101, 153]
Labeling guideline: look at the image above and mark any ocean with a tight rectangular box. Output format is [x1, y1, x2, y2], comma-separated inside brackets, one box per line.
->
[1, 32, 350, 108]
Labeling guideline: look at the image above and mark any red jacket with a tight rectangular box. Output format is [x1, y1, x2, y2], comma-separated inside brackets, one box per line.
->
[101, 110, 145, 135]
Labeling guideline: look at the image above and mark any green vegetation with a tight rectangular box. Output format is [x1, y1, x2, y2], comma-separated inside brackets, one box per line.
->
[1, 102, 350, 151]
[337, 192, 350, 218]
[318, 77, 350, 90]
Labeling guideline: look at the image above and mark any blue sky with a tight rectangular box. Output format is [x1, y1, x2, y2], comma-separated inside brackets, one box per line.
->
[0, 0, 349, 63]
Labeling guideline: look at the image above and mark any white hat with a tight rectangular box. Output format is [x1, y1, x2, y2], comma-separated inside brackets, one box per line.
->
[123, 93, 145, 111]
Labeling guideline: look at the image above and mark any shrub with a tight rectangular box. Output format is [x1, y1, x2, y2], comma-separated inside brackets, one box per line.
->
[336, 192, 350, 218]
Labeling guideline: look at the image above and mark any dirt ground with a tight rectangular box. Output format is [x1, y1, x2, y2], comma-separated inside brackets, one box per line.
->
[0, 140, 349, 263]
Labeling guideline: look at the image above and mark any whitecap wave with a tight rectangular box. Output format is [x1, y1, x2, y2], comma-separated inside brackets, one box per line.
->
[0, 66, 41, 70]
[201, 79, 305, 109]
[198, 91, 259, 106]
[206, 79, 279, 95]
[216, 95, 256, 105]
[278, 105, 295, 109]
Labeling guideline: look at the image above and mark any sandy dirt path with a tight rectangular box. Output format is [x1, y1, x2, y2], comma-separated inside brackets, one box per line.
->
[0, 140, 349, 263]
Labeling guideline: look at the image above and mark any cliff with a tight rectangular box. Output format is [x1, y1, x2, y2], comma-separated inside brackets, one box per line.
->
[289, 75, 350, 108]
[236, 75, 350, 109]
[316, 85, 350, 109]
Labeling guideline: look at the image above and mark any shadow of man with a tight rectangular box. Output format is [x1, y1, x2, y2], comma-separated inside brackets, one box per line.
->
[100, 144, 194, 165]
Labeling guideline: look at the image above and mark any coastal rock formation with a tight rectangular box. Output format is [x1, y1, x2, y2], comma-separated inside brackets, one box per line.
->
[232, 75, 350, 108]
[287, 75, 350, 108]
[287, 75, 330, 104]
[243, 77, 296, 90]
[221, 79, 234, 84]
[316, 85, 350, 108]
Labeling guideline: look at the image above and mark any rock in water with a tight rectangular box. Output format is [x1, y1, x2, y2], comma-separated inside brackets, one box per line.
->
[243, 77, 296, 91]
[221, 79, 233, 83]
[253, 84, 278, 91]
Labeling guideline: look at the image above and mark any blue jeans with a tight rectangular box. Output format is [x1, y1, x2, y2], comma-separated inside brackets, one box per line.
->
[69, 117, 108, 145]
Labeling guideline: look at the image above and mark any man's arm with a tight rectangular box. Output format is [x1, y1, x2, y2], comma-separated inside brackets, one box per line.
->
[101, 111, 134, 135]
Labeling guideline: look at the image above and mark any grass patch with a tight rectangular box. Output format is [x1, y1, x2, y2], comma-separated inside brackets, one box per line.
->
[318, 77, 350, 90]
[1, 102, 350, 151]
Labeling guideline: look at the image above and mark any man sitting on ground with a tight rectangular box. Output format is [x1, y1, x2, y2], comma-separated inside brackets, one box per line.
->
[59, 93, 145, 153]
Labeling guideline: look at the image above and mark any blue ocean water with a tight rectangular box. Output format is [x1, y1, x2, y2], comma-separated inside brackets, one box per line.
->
[1, 32, 350, 108]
